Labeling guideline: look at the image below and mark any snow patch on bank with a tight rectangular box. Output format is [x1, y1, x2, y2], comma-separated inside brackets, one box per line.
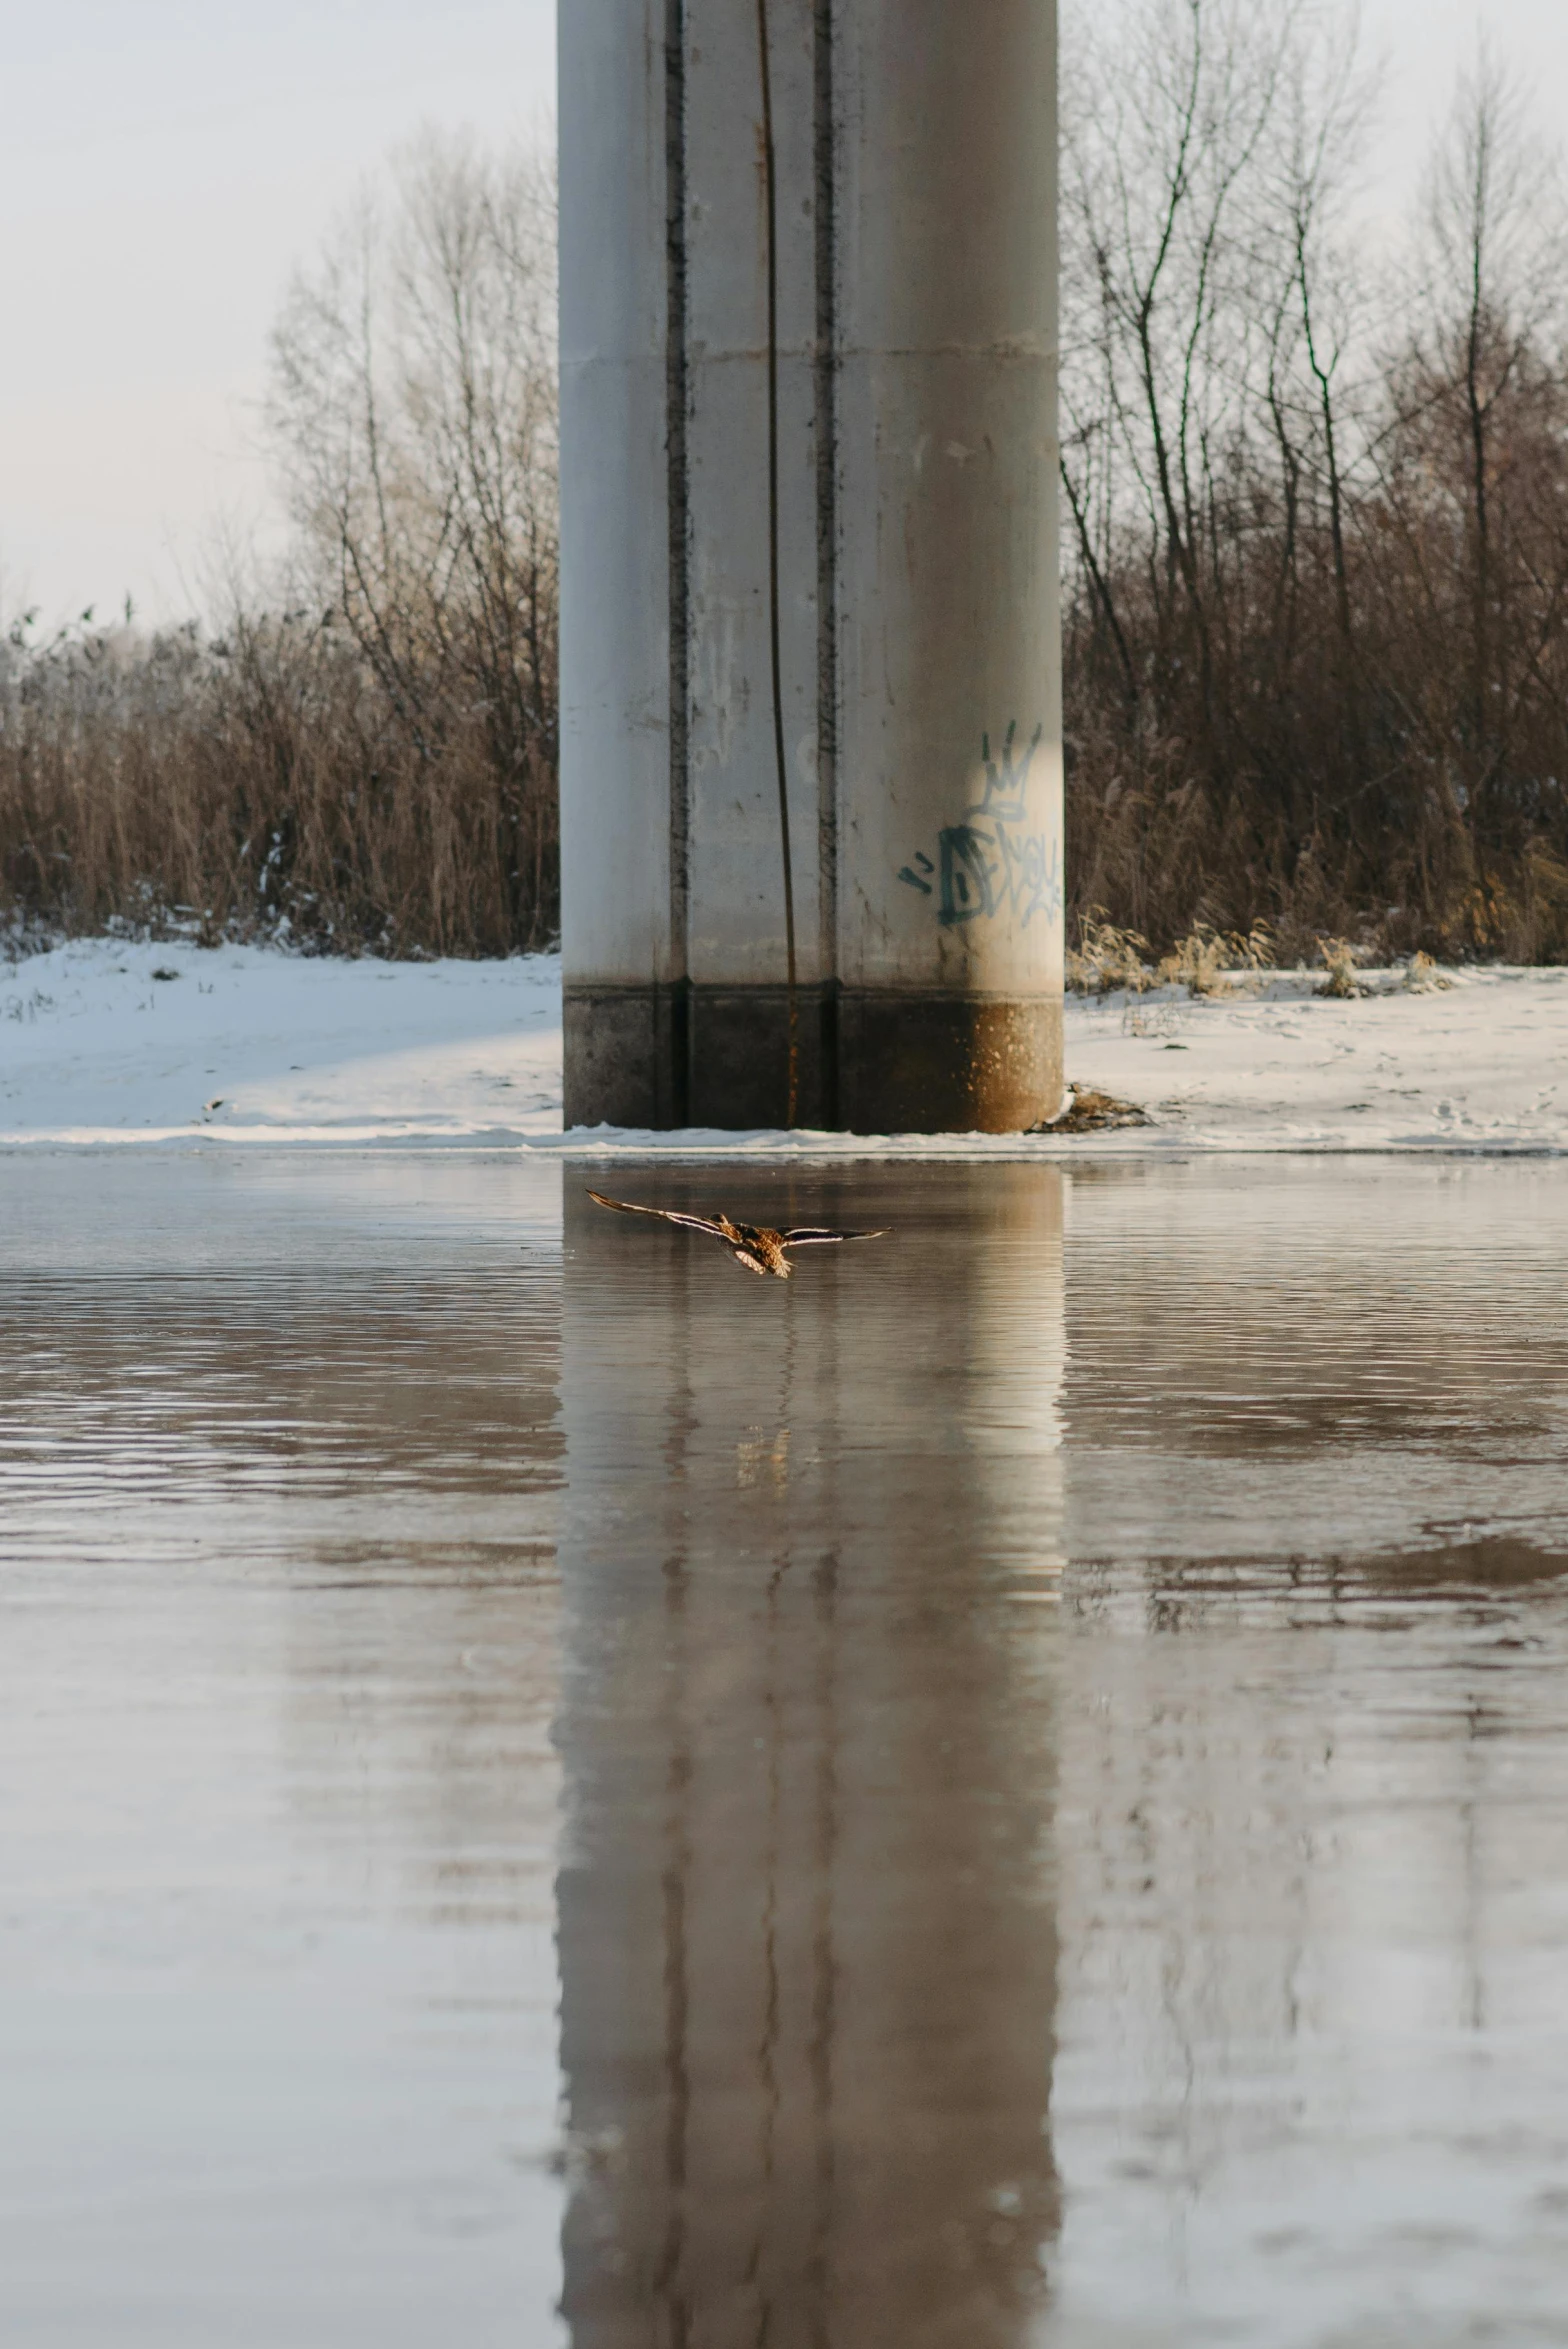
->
[2, 938, 1565, 1155]
[0, 939, 562, 1148]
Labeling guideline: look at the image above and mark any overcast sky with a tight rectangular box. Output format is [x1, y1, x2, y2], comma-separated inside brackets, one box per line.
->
[0, 0, 555, 629]
[0, 2, 1557, 629]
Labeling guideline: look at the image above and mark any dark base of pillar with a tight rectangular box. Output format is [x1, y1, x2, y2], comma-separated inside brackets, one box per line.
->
[563, 984, 1063, 1134]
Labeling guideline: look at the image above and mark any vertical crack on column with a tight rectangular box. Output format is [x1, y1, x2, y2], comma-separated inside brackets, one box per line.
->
[665, 0, 692, 1125]
[813, 0, 840, 1126]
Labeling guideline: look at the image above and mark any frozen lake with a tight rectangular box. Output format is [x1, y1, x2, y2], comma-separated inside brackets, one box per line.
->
[5, 1153, 1568, 2345]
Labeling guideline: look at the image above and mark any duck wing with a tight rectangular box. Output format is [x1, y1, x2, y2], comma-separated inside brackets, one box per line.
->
[586, 1190, 732, 1241]
[779, 1225, 887, 1248]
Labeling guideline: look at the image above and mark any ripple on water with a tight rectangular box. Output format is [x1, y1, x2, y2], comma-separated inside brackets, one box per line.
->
[4, 1153, 1568, 2345]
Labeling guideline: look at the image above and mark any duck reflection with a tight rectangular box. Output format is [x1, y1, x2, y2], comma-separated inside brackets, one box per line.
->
[556, 1167, 1066, 2348]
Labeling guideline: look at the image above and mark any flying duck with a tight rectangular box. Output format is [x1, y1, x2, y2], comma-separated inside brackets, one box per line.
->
[586, 1190, 886, 1280]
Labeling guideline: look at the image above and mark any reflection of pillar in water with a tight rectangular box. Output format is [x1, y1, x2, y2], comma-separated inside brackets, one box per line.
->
[555, 1169, 1064, 2347]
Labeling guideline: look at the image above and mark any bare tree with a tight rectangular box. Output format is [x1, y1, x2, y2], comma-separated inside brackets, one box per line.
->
[1405, 53, 1568, 813]
[1057, 1, 1568, 962]
[268, 130, 559, 942]
[1063, 0, 1308, 743]
[16, 37, 1568, 968]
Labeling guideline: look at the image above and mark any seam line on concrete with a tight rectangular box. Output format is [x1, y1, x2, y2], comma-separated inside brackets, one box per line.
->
[664, 0, 692, 1124]
[814, 0, 840, 1124]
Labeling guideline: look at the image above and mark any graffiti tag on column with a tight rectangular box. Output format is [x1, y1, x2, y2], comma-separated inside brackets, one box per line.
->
[897, 722, 1061, 930]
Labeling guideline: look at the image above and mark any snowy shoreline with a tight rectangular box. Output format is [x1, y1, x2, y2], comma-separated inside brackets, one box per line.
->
[2, 937, 1565, 1157]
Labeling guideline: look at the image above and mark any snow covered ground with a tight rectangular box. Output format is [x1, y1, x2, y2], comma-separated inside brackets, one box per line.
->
[1, 936, 1564, 1155]
[0, 940, 562, 1150]
[1063, 963, 1568, 1155]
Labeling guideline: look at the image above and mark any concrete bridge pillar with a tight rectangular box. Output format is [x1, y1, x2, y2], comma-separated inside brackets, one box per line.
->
[560, 1, 1061, 1133]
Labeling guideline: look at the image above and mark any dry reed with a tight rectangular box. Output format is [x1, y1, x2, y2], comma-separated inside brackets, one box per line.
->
[0, 613, 557, 956]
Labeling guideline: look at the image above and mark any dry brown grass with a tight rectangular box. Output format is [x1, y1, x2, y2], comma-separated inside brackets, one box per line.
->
[1155, 921, 1274, 997]
[1402, 951, 1453, 993]
[1065, 915, 1154, 994]
[1315, 938, 1363, 999]
[0, 614, 557, 956]
[1067, 914, 1275, 998]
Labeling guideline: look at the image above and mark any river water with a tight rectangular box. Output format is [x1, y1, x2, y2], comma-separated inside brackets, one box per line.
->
[4, 1152, 1568, 2346]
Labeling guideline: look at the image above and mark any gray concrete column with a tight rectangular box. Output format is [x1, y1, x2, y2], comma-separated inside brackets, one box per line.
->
[560, 2, 1061, 1133]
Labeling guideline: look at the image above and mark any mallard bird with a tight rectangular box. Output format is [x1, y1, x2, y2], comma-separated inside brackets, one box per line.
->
[586, 1190, 886, 1280]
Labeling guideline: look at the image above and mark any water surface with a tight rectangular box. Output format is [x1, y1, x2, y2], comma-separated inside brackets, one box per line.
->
[5, 1153, 1568, 2345]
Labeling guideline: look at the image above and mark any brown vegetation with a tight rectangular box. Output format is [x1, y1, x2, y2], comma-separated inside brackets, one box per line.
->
[1062, 6, 1568, 963]
[0, 604, 551, 957]
[8, 19, 1568, 965]
[0, 133, 557, 958]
